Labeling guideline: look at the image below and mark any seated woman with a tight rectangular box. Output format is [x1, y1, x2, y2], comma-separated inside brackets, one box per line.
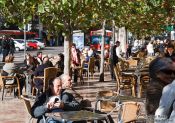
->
[55, 53, 64, 76]
[71, 43, 81, 83]
[146, 57, 175, 122]
[2, 55, 25, 95]
[23, 53, 39, 72]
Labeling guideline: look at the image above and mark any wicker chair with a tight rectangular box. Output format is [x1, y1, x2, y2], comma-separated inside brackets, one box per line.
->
[0, 74, 20, 101]
[145, 56, 155, 65]
[73, 60, 84, 85]
[120, 101, 141, 123]
[21, 95, 46, 123]
[33, 67, 58, 94]
[83, 57, 95, 79]
[126, 59, 138, 68]
[114, 64, 136, 97]
[139, 75, 150, 97]
[96, 90, 118, 112]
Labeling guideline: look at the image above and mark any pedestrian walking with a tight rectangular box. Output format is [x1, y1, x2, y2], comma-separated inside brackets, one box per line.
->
[9, 38, 15, 56]
[2, 36, 10, 62]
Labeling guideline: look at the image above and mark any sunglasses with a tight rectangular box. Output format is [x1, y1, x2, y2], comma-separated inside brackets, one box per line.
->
[160, 69, 175, 75]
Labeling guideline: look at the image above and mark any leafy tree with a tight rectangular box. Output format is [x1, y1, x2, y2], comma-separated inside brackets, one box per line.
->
[2, 0, 175, 80]
[1, 0, 104, 75]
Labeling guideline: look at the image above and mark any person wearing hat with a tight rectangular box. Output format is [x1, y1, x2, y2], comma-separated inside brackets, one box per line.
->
[146, 57, 175, 122]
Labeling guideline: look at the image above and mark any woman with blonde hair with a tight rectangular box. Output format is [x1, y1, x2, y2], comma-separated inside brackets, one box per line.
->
[2, 55, 17, 76]
[2, 55, 25, 96]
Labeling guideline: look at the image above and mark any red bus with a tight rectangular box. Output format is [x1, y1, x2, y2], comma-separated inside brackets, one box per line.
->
[0, 30, 38, 39]
[90, 29, 112, 50]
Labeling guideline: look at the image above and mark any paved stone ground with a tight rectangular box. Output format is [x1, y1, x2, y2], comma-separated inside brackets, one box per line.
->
[0, 71, 147, 123]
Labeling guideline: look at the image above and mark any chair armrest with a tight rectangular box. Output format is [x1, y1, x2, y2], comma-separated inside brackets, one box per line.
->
[1, 76, 17, 79]
[33, 76, 44, 79]
[21, 95, 36, 101]
[1, 76, 19, 84]
[21, 95, 31, 101]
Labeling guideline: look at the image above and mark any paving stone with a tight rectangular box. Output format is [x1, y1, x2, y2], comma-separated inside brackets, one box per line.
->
[0, 71, 146, 123]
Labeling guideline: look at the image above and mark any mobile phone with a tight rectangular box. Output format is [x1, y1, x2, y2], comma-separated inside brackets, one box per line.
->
[54, 98, 59, 103]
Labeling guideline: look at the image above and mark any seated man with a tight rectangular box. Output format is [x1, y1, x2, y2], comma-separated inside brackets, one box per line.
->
[60, 74, 84, 107]
[155, 80, 175, 123]
[146, 57, 175, 122]
[60, 74, 114, 123]
[31, 77, 81, 123]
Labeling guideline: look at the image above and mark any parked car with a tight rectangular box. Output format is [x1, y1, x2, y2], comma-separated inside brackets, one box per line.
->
[14, 39, 38, 50]
[13, 39, 25, 51]
[27, 41, 38, 50]
[13, 39, 31, 51]
[27, 39, 45, 49]
[34, 38, 43, 42]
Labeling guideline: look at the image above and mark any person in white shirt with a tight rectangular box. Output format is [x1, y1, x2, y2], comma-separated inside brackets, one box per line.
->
[147, 42, 154, 56]
[116, 41, 122, 58]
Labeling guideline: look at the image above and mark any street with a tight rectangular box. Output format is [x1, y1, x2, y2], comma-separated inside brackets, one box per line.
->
[0, 46, 146, 123]
[0, 46, 64, 68]
[0, 47, 120, 122]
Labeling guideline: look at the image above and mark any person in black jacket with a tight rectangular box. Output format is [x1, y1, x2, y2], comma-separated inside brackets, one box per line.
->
[60, 74, 83, 107]
[56, 53, 64, 76]
[31, 77, 81, 123]
[2, 36, 10, 62]
[164, 44, 175, 61]
[33, 55, 53, 92]
[109, 41, 120, 80]
[9, 38, 15, 56]
[60, 74, 114, 123]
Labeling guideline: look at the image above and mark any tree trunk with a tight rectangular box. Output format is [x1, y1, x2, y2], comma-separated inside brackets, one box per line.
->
[112, 20, 115, 44]
[64, 34, 71, 75]
[99, 20, 106, 82]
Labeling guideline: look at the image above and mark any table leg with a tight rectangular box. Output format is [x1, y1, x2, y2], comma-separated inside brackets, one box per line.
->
[137, 75, 141, 98]
[25, 75, 31, 95]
